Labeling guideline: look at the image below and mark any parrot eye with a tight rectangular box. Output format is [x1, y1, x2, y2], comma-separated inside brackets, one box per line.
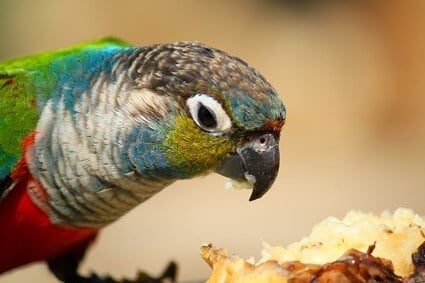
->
[187, 94, 232, 135]
[198, 104, 217, 128]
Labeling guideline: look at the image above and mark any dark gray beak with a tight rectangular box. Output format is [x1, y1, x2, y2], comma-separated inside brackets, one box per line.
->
[216, 134, 280, 201]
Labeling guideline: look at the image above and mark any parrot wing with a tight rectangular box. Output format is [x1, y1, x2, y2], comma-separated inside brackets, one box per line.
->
[0, 69, 36, 192]
[0, 37, 131, 195]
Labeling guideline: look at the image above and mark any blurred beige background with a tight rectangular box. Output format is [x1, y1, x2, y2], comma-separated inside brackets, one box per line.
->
[1, 0, 424, 282]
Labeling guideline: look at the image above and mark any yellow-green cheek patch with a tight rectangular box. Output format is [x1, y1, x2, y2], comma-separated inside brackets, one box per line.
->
[164, 114, 240, 177]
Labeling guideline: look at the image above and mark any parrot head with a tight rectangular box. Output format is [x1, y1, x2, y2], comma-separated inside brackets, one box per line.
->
[123, 42, 286, 201]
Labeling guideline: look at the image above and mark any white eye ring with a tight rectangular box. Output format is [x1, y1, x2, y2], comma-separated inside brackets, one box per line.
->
[187, 94, 232, 135]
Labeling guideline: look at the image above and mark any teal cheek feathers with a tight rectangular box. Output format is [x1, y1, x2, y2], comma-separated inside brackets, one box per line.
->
[120, 119, 212, 180]
[121, 123, 179, 180]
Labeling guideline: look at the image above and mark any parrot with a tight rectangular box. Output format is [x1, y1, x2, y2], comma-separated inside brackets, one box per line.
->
[0, 38, 286, 283]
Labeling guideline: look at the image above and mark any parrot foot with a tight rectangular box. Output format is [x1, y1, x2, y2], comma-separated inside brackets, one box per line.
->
[113, 261, 178, 283]
[48, 259, 178, 283]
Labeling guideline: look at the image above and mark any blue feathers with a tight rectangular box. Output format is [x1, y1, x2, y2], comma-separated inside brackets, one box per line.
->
[123, 124, 177, 180]
[0, 148, 15, 197]
[0, 150, 15, 181]
[227, 89, 286, 130]
[46, 46, 133, 115]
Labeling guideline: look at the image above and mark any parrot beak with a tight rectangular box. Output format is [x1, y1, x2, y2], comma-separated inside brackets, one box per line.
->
[216, 134, 280, 201]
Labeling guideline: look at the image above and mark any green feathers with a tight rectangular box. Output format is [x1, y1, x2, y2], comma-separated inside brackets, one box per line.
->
[164, 114, 242, 176]
[0, 37, 129, 70]
[0, 72, 37, 158]
[0, 37, 130, 178]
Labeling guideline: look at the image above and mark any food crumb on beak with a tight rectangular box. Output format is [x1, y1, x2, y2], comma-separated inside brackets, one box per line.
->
[225, 178, 254, 191]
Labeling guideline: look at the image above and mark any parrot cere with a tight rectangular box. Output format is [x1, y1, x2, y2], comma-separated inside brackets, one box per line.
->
[202, 208, 425, 282]
[0, 38, 285, 282]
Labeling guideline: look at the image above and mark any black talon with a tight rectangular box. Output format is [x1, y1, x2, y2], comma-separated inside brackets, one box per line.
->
[48, 248, 178, 283]
[157, 261, 178, 282]
[120, 261, 178, 283]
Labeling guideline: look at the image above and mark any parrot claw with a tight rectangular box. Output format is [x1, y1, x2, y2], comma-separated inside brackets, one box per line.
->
[83, 261, 177, 283]
[47, 239, 177, 283]
[116, 261, 178, 283]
